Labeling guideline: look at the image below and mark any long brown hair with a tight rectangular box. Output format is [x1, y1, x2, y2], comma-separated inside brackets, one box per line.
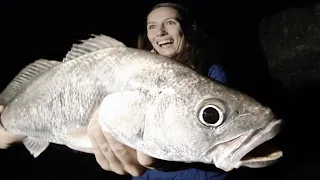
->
[137, 2, 219, 75]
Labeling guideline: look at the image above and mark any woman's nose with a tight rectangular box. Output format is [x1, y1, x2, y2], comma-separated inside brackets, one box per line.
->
[156, 26, 167, 36]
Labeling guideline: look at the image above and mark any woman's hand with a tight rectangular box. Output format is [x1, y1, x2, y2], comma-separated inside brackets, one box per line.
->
[87, 108, 157, 176]
[0, 105, 25, 149]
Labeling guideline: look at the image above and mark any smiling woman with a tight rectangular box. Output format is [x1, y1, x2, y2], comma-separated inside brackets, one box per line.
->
[133, 2, 229, 180]
[137, 3, 226, 83]
[146, 6, 186, 58]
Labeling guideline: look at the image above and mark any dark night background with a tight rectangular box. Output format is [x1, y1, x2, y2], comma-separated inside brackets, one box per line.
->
[1, 0, 320, 179]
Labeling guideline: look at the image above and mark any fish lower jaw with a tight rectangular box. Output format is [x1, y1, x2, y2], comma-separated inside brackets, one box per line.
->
[212, 119, 283, 171]
[239, 148, 283, 168]
[232, 119, 283, 169]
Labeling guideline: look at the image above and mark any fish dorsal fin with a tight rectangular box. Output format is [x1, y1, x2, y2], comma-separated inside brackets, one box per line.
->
[0, 59, 60, 105]
[62, 34, 126, 62]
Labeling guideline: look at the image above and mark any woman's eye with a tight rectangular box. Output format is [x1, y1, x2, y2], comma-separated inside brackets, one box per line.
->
[166, 21, 176, 25]
[148, 25, 156, 29]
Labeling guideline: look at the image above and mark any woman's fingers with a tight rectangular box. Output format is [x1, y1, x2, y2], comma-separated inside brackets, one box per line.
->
[104, 132, 146, 176]
[0, 105, 25, 149]
[87, 110, 123, 174]
[137, 151, 158, 169]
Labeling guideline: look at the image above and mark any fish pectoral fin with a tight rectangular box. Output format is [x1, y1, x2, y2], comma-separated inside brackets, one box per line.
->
[98, 90, 148, 144]
[62, 34, 126, 62]
[22, 137, 50, 158]
[0, 59, 60, 106]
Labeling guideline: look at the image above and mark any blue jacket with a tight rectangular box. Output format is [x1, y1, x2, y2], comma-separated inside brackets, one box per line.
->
[132, 65, 228, 180]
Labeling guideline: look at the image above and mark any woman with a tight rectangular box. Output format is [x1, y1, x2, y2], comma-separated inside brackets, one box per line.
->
[0, 2, 228, 180]
[137, 3, 226, 83]
[132, 3, 228, 180]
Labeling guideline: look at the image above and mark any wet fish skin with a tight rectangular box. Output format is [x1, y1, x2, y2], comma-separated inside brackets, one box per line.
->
[0, 35, 127, 156]
[0, 35, 283, 171]
[98, 67, 283, 171]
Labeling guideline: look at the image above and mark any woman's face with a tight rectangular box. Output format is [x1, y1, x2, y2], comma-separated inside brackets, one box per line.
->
[146, 7, 186, 58]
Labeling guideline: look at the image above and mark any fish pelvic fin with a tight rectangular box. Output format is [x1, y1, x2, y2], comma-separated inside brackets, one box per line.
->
[22, 137, 50, 158]
[62, 34, 126, 62]
[64, 125, 93, 154]
[0, 59, 60, 106]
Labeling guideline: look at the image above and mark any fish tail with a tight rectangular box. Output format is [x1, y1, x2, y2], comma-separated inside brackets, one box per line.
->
[0, 59, 60, 158]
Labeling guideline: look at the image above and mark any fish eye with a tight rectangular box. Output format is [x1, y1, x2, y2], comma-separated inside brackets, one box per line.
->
[198, 104, 224, 127]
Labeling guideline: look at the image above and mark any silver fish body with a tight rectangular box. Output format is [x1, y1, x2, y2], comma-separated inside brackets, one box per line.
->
[0, 35, 283, 171]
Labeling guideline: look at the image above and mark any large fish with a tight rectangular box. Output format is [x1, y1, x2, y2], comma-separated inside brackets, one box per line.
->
[0, 35, 283, 171]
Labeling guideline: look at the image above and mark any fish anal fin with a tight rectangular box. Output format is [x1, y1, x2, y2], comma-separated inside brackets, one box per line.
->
[62, 34, 126, 62]
[0, 59, 60, 105]
[22, 137, 50, 158]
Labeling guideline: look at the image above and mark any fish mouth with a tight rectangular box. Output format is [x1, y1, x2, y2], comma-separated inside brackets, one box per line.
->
[232, 119, 283, 169]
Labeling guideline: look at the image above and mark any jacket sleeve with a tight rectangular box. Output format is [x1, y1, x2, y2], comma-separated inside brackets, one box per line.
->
[208, 65, 227, 84]
[132, 168, 228, 180]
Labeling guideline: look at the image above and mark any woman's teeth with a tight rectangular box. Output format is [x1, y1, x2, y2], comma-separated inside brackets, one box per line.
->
[157, 39, 174, 46]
